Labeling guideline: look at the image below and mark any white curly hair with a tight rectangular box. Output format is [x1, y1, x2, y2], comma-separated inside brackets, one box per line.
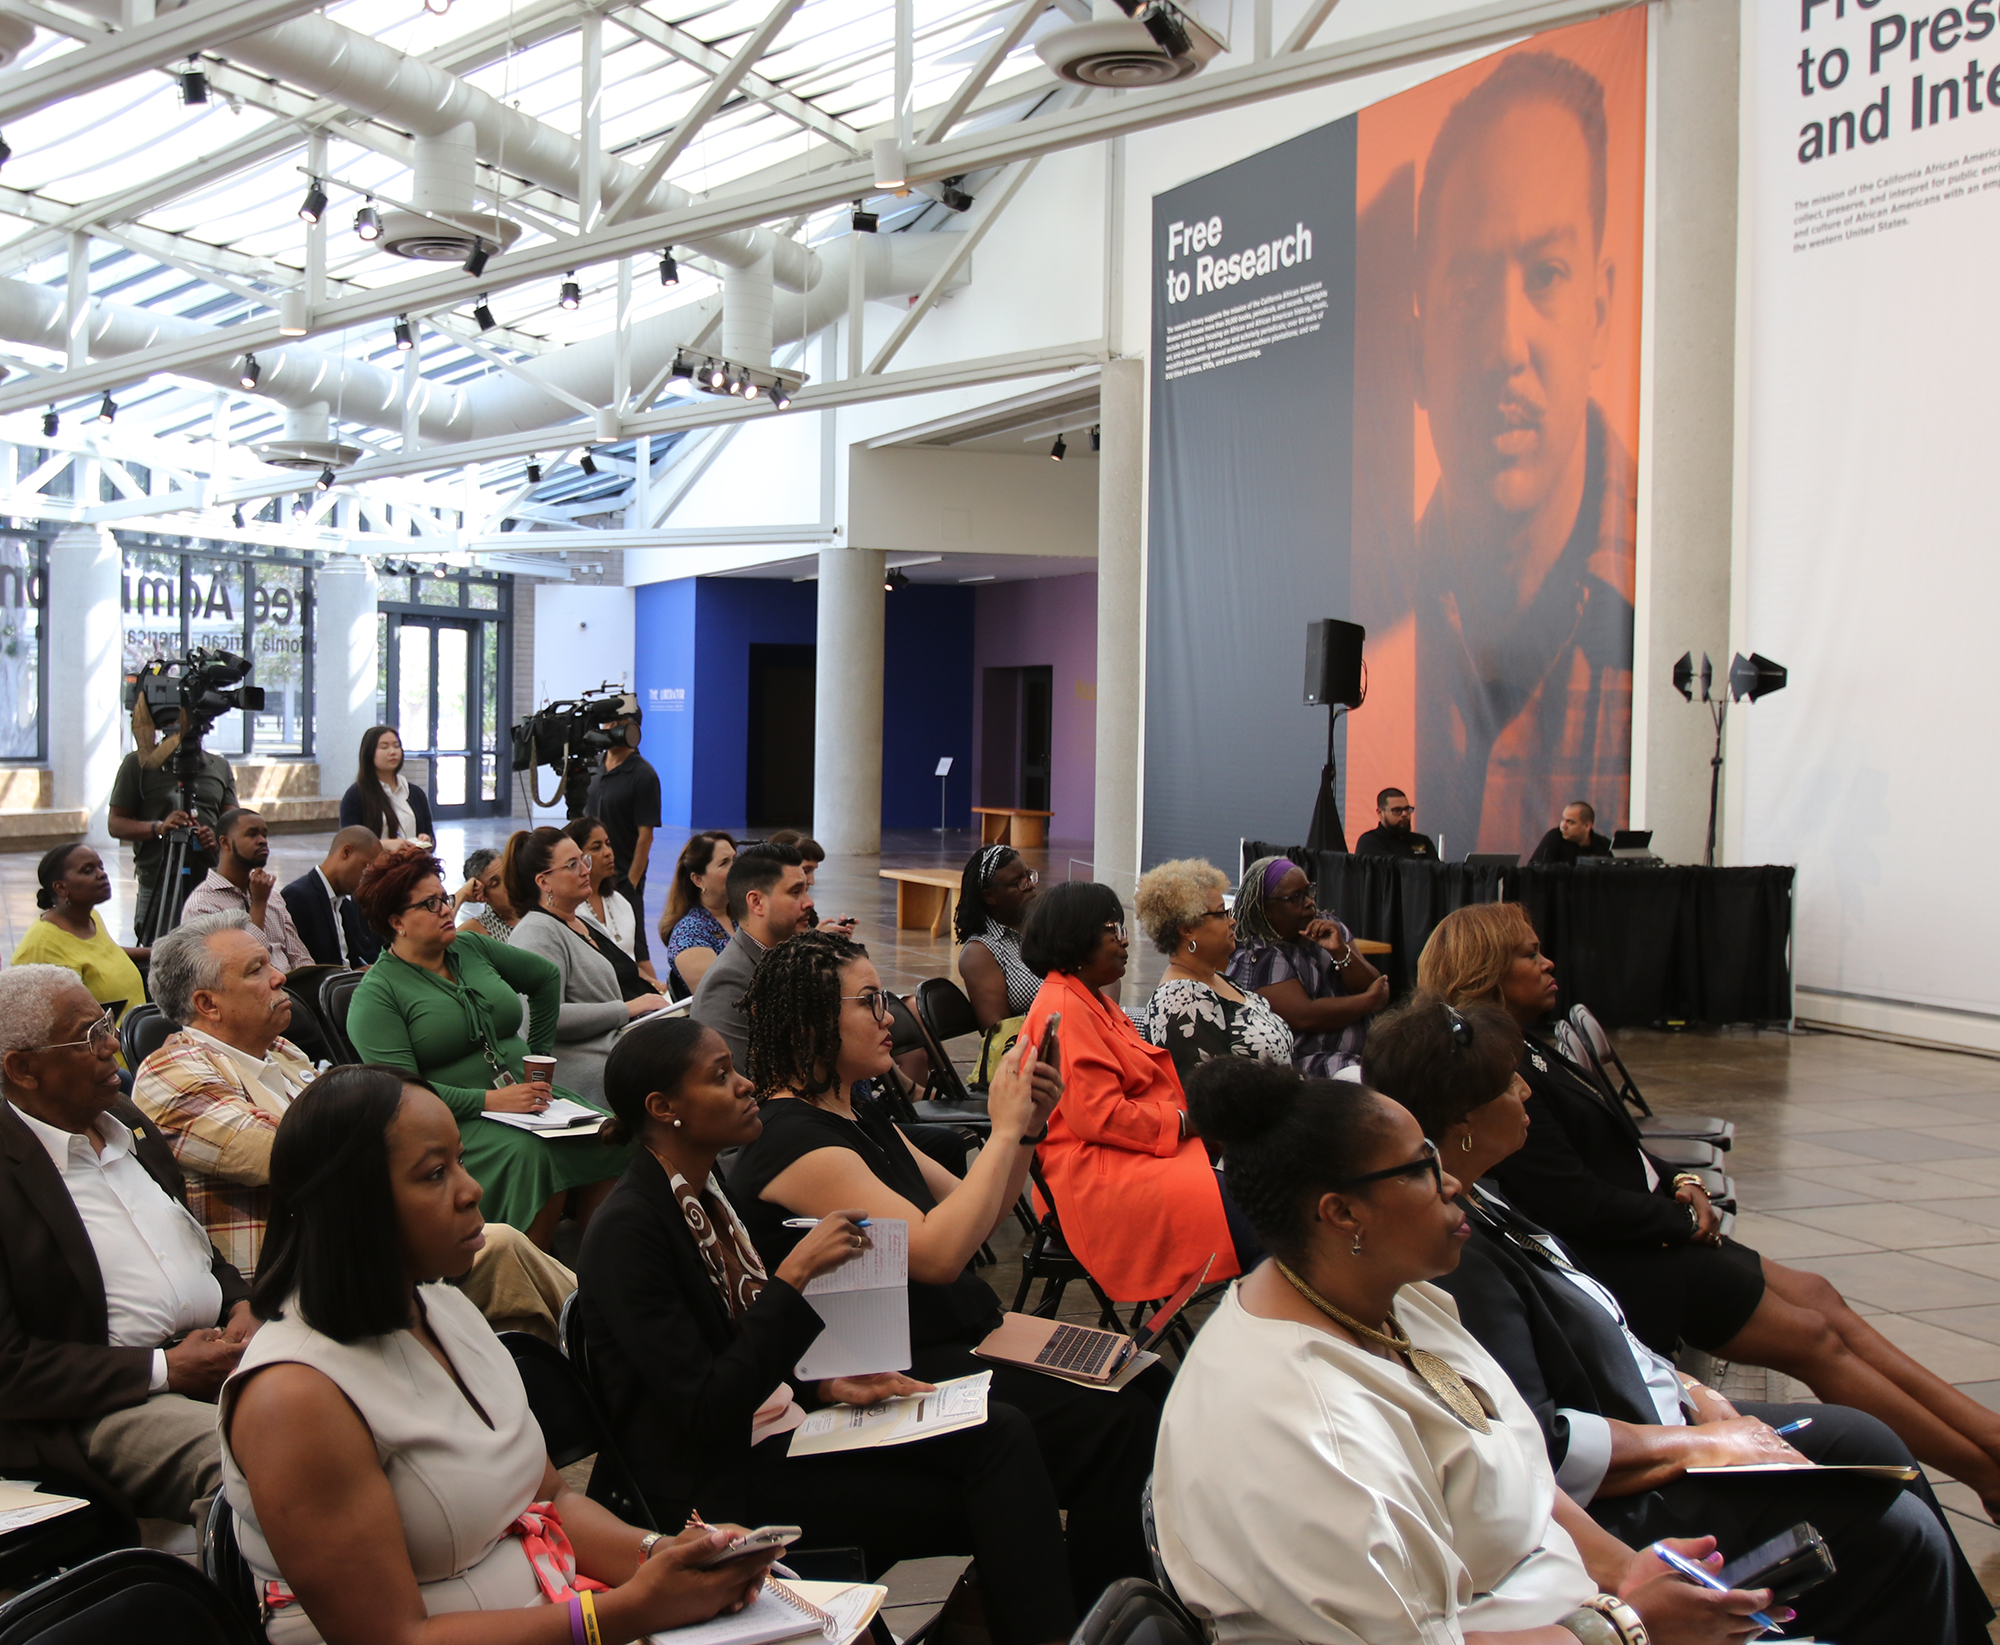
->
[0, 964, 99, 1063]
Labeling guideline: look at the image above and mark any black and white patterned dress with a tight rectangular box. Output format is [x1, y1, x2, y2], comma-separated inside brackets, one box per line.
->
[1145, 976, 1295, 1085]
[963, 922, 1043, 1018]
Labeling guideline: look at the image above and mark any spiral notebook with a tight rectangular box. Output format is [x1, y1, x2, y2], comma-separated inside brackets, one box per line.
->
[648, 1578, 886, 1645]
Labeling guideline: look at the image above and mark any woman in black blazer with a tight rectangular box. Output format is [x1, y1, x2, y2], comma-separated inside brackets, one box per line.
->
[574, 1015, 1077, 1645]
[1419, 902, 2000, 1515]
[338, 725, 434, 843]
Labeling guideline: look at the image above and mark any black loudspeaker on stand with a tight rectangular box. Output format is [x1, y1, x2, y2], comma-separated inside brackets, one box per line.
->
[1302, 619, 1366, 854]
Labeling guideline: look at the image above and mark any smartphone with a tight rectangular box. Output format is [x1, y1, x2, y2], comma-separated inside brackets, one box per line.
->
[694, 1525, 803, 1568]
[1720, 1523, 1836, 1605]
[1038, 1013, 1063, 1071]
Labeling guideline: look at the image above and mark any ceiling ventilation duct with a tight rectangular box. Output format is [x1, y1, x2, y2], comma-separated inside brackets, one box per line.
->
[376, 123, 522, 264]
[1037, 0, 1223, 87]
[248, 404, 364, 471]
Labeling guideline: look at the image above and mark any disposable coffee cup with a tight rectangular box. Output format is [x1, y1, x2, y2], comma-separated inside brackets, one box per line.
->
[522, 1056, 557, 1088]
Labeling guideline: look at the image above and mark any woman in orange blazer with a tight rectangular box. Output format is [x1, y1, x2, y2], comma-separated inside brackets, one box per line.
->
[1020, 881, 1256, 1302]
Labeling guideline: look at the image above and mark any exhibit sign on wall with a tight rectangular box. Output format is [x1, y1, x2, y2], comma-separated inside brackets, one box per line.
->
[1743, 0, 2000, 1038]
[1144, 11, 1647, 870]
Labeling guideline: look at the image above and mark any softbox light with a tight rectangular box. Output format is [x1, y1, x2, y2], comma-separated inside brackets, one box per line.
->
[1729, 652, 1788, 703]
[1700, 653, 1714, 702]
[1671, 652, 1694, 701]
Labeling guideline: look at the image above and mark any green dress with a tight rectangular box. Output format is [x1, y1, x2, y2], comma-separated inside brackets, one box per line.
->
[345, 931, 633, 1229]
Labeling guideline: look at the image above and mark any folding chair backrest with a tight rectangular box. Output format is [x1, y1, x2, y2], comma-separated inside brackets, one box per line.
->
[316, 971, 366, 1064]
[0, 1548, 263, 1645]
[198, 1494, 261, 1637]
[915, 978, 982, 1047]
[499, 1330, 657, 1531]
[899, 990, 973, 1106]
[1070, 1578, 1205, 1645]
[1567, 1003, 1649, 1116]
[119, 1005, 175, 1071]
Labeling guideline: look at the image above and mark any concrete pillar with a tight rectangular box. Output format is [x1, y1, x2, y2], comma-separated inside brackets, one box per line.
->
[47, 524, 122, 845]
[1091, 356, 1144, 889]
[313, 553, 379, 796]
[812, 545, 885, 855]
[1634, 0, 1740, 862]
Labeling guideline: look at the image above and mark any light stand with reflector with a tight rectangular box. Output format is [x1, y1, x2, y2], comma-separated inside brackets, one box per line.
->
[1672, 648, 1787, 867]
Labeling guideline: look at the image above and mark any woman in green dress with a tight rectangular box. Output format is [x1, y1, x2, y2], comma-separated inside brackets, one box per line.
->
[347, 846, 631, 1247]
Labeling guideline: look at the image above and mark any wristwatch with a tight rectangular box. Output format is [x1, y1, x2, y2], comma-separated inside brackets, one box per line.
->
[1671, 1172, 1707, 1194]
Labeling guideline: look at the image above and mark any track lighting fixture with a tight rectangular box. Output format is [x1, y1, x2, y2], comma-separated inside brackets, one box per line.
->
[1050, 433, 1066, 461]
[725, 366, 745, 396]
[40, 408, 55, 438]
[298, 179, 327, 224]
[291, 496, 307, 518]
[463, 240, 489, 276]
[232, 505, 245, 528]
[0, 134, 14, 170]
[316, 464, 335, 491]
[423, 0, 451, 14]
[851, 201, 878, 233]
[559, 274, 581, 311]
[883, 567, 910, 592]
[1090, 424, 1101, 452]
[939, 177, 973, 213]
[239, 352, 261, 389]
[743, 378, 760, 400]
[658, 248, 678, 286]
[180, 63, 208, 105]
[473, 295, 495, 332]
[704, 358, 726, 390]
[771, 382, 792, 411]
[578, 451, 598, 476]
[669, 353, 693, 381]
[354, 200, 381, 241]
[525, 459, 542, 484]
[97, 392, 116, 423]
[392, 315, 414, 350]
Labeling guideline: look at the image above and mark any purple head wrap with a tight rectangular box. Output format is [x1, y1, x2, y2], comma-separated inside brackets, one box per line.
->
[1262, 857, 1299, 893]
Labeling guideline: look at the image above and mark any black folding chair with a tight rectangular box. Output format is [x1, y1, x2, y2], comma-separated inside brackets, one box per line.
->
[499, 1331, 657, 1532]
[0, 1547, 263, 1645]
[315, 971, 366, 1065]
[883, 996, 990, 1135]
[1138, 1477, 1182, 1608]
[913, 979, 989, 1101]
[118, 1005, 175, 1071]
[274, 964, 347, 1067]
[1563, 1004, 1734, 1147]
[197, 1496, 262, 1640]
[1013, 1156, 1123, 1331]
[1069, 1578, 1205, 1645]
[0, 1476, 127, 1598]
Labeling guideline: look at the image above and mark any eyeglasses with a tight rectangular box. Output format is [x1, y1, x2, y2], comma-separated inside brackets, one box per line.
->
[1331, 1137, 1444, 1198]
[1267, 885, 1318, 908]
[1443, 1004, 1472, 1048]
[402, 892, 452, 917]
[842, 989, 892, 1023]
[1200, 907, 1234, 923]
[43, 1010, 118, 1055]
[1103, 922, 1128, 943]
[1385, 804, 1416, 818]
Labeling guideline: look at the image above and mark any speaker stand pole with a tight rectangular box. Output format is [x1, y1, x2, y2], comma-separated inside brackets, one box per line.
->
[1305, 705, 1347, 854]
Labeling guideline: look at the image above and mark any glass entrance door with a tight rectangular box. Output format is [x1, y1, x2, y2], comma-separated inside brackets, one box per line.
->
[386, 615, 490, 819]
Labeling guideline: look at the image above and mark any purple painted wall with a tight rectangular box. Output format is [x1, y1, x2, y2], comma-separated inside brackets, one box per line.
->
[972, 573, 1097, 848]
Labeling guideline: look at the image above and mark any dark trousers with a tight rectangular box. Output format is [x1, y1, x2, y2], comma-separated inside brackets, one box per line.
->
[1589, 1401, 1991, 1645]
[734, 1401, 1073, 1645]
[910, 1340, 1167, 1618]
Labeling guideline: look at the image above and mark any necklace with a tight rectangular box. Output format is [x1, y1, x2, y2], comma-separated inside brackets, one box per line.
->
[1275, 1261, 1490, 1433]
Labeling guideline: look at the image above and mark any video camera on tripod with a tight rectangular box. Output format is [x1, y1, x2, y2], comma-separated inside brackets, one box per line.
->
[511, 684, 638, 815]
[125, 648, 267, 944]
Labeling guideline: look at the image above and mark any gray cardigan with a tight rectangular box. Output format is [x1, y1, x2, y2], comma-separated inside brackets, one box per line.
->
[689, 926, 766, 1076]
[507, 907, 627, 1103]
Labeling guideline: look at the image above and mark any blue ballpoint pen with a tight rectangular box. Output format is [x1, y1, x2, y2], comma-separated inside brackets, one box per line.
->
[1773, 1418, 1812, 1436]
[1650, 1542, 1783, 1635]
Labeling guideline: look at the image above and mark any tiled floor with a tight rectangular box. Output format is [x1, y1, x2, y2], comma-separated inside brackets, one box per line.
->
[15, 820, 2000, 1623]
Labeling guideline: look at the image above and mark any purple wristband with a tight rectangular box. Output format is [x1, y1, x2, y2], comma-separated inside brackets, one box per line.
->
[569, 1594, 588, 1645]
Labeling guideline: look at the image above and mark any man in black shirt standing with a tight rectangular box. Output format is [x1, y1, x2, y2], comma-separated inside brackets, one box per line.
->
[1529, 800, 1613, 866]
[1353, 788, 1438, 859]
[586, 709, 661, 964]
[107, 746, 238, 941]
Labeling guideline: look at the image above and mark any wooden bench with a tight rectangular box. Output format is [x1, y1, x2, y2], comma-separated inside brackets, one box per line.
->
[880, 867, 963, 938]
[972, 806, 1053, 849]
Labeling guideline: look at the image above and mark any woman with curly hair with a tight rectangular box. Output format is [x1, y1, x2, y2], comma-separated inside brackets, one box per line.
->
[344, 847, 630, 1247]
[1227, 855, 1388, 1074]
[727, 928, 1165, 1615]
[1135, 857, 1291, 1084]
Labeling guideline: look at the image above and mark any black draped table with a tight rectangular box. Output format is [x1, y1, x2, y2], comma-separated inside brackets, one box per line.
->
[1240, 842, 1793, 1029]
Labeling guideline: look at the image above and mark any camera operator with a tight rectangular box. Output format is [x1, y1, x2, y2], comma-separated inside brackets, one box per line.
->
[586, 707, 660, 967]
[108, 742, 237, 944]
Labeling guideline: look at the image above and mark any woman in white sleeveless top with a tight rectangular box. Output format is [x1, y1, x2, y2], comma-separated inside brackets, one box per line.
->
[220, 1065, 782, 1645]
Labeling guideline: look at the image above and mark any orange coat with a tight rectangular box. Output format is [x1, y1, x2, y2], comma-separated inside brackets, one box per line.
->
[1022, 971, 1239, 1303]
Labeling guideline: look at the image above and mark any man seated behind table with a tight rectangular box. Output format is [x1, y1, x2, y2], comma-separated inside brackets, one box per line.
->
[0, 965, 252, 1529]
[689, 843, 813, 1074]
[279, 826, 383, 969]
[180, 808, 315, 971]
[1530, 800, 1613, 867]
[1353, 787, 1439, 858]
[133, 913, 577, 1341]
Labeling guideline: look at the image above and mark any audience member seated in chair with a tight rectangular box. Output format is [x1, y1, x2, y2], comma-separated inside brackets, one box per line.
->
[565, 815, 652, 980]
[1363, 994, 1992, 1645]
[0, 965, 254, 1531]
[219, 1065, 782, 1645]
[345, 848, 631, 1250]
[953, 845, 1044, 1058]
[1137, 859, 1292, 1083]
[279, 827, 383, 969]
[452, 848, 516, 942]
[727, 929, 1166, 1615]
[660, 831, 738, 1000]
[1155, 1056, 1778, 1645]
[11, 843, 149, 1030]
[1018, 882, 1256, 1301]
[180, 809, 317, 972]
[1421, 901, 2000, 1513]
[1226, 857, 1389, 1075]
[575, 1015, 1078, 1645]
[133, 914, 574, 1340]
[689, 843, 811, 1074]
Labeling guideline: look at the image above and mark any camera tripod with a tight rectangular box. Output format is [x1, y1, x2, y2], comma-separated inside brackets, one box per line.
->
[138, 733, 219, 947]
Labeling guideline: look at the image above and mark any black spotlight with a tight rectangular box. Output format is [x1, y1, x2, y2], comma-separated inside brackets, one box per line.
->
[1089, 423, 1101, 452]
[40, 408, 56, 438]
[463, 240, 489, 276]
[232, 504, 245, 528]
[704, 358, 727, 391]
[1140, 0, 1193, 55]
[771, 382, 792, 410]
[392, 315, 414, 350]
[1728, 652, 1788, 703]
[238, 352, 261, 389]
[742, 376, 760, 401]
[97, 391, 115, 423]
[725, 366, 745, 397]
[316, 464, 335, 491]
[658, 248, 679, 286]
[298, 179, 328, 224]
[354, 200, 382, 241]
[851, 201, 879, 233]
[0, 134, 13, 170]
[1671, 651, 1694, 702]
[578, 450, 599, 476]
[473, 295, 496, 332]
[525, 458, 542, 484]
[883, 567, 910, 592]
[180, 65, 209, 105]
[559, 274, 581, 311]
[939, 177, 973, 213]
[669, 353, 694, 381]
[1049, 433, 1066, 461]
[1700, 653, 1715, 702]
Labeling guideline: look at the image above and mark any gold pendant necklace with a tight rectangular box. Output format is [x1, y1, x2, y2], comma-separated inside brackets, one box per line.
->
[1276, 1261, 1490, 1433]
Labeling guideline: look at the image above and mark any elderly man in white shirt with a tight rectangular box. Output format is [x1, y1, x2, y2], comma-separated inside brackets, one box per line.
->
[0, 965, 252, 1528]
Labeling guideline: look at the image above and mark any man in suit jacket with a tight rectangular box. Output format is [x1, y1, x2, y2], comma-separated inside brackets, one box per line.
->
[0, 965, 252, 1528]
[279, 825, 382, 969]
[691, 844, 812, 1073]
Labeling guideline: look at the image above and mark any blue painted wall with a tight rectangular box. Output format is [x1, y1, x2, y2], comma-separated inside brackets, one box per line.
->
[632, 575, 975, 833]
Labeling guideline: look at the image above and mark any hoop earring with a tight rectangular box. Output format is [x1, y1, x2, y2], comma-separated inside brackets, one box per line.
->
[1350, 1231, 1365, 1257]
[1187, 940, 1197, 953]
[1460, 1133, 1473, 1153]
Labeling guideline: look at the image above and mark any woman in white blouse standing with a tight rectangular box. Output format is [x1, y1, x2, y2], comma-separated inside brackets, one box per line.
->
[340, 726, 434, 846]
[1154, 1056, 1780, 1645]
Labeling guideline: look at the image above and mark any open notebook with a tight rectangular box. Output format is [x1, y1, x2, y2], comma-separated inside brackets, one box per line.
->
[649, 1579, 886, 1645]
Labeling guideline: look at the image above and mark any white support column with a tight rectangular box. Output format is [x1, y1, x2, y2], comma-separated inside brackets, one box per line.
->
[812, 545, 884, 855]
[613, 256, 633, 409]
[65, 232, 88, 370]
[580, 11, 603, 231]
[306, 131, 328, 308]
[401, 318, 421, 451]
[47, 524, 122, 845]
[313, 553, 380, 797]
[1092, 356, 1144, 890]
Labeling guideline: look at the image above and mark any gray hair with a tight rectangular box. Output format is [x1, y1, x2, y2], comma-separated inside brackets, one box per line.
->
[150, 911, 256, 1027]
[1235, 856, 1288, 946]
[0, 964, 97, 1059]
[463, 848, 497, 880]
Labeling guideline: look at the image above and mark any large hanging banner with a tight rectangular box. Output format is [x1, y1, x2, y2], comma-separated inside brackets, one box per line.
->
[1742, 0, 2000, 1032]
[1144, 11, 1648, 869]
